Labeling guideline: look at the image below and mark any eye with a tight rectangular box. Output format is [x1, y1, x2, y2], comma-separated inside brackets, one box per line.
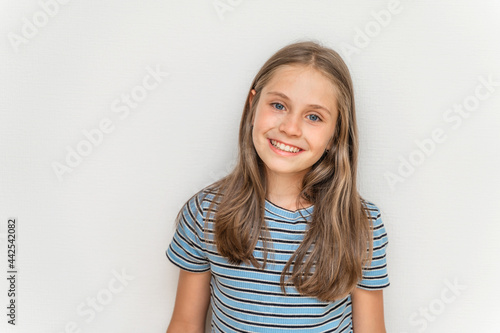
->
[307, 114, 322, 122]
[271, 102, 285, 111]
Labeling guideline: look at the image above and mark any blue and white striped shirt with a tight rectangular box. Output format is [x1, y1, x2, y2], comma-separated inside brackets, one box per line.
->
[167, 188, 389, 332]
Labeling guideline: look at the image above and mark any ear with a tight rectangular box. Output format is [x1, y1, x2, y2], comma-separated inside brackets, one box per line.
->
[248, 89, 256, 107]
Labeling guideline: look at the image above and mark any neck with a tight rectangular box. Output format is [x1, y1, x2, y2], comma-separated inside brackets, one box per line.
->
[265, 169, 311, 211]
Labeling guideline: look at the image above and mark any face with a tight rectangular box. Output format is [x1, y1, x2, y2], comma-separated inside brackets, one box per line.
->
[250, 64, 339, 181]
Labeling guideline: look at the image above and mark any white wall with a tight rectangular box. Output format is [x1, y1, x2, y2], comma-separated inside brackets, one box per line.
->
[1, 1, 499, 332]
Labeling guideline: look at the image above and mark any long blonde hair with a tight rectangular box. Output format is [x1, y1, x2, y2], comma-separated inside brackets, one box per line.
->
[204, 40, 372, 302]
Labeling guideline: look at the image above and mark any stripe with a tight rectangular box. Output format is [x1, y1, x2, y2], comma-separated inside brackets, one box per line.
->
[167, 187, 390, 332]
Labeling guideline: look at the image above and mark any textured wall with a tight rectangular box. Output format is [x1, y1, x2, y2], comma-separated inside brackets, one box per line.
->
[1, 1, 499, 332]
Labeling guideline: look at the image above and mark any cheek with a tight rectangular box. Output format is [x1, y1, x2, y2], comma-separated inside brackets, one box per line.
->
[251, 124, 263, 148]
[307, 130, 332, 150]
[253, 109, 275, 132]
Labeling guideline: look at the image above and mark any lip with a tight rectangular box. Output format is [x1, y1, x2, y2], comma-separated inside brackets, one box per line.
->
[268, 139, 304, 156]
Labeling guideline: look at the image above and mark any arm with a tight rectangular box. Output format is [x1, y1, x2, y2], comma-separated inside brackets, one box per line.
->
[167, 269, 212, 333]
[351, 288, 386, 333]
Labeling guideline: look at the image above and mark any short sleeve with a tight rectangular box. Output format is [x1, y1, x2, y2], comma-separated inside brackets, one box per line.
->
[357, 203, 390, 290]
[166, 192, 210, 272]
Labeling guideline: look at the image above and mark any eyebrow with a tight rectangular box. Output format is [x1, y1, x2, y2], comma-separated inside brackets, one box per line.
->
[266, 91, 332, 116]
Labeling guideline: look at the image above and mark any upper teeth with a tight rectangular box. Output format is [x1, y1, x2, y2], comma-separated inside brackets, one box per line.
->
[271, 140, 300, 153]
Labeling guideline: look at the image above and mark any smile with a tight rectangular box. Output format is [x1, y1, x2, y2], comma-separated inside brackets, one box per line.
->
[270, 139, 302, 153]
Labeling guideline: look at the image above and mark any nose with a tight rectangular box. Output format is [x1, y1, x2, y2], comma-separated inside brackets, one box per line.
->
[279, 113, 302, 137]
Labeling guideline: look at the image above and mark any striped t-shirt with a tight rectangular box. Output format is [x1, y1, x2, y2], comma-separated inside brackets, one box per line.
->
[166, 188, 389, 332]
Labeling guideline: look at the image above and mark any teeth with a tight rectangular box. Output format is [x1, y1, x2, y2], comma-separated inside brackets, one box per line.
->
[271, 140, 300, 153]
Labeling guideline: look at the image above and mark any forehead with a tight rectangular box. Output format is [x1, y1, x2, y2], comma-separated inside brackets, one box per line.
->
[268, 63, 334, 83]
[263, 64, 338, 107]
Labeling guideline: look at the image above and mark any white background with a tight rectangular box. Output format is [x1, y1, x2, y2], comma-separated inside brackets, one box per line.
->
[1, 1, 499, 332]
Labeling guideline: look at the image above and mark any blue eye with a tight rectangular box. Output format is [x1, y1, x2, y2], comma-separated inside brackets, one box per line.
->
[272, 103, 285, 111]
[307, 114, 321, 122]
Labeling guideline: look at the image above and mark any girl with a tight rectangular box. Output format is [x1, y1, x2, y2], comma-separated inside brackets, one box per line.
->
[166, 41, 389, 333]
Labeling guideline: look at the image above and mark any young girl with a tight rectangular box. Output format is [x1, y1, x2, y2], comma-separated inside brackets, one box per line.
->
[166, 41, 389, 333]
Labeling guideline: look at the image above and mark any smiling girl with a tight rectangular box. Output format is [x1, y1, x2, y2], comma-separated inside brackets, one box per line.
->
[166, 41, 390, 333]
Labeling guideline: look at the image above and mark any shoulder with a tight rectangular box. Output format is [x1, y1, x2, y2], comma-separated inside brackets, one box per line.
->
[361, 199, 383, 229]
[361, 199, 388, 245]
[198, 184, 222, 210]
[181, 184, 223, 221]
[357, 199, 390, 289]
